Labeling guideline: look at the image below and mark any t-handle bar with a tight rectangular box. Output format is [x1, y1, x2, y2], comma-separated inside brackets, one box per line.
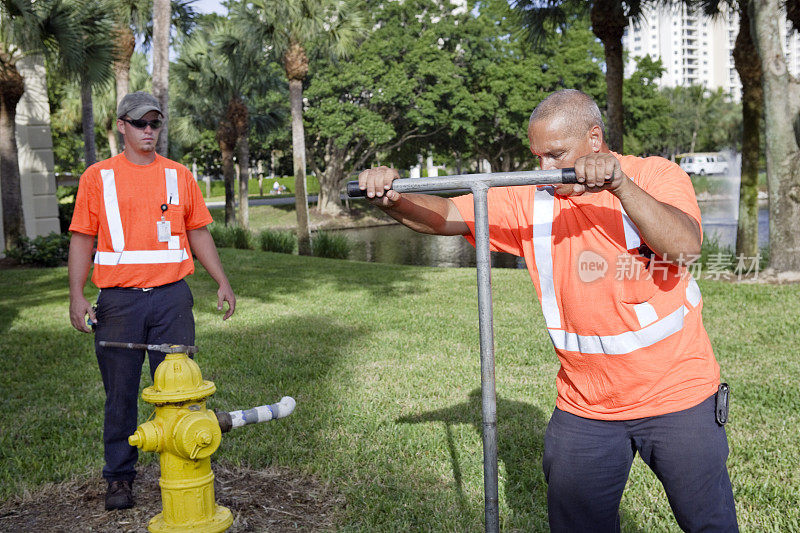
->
[346, 168, 577, 197]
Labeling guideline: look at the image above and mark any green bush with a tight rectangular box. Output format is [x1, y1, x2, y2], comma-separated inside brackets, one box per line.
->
[57, 185, 78, 233]
[311, 231, 352, 260]
[208, 222, 232, 248]
[258, 229, 296, 254]
[229, 226, 252, 249]
[6, 232, 71, 267]
[208, 223, 252, 249]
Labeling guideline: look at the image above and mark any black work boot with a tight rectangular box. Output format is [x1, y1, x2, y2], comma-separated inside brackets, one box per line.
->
[105, 480, 134, 510]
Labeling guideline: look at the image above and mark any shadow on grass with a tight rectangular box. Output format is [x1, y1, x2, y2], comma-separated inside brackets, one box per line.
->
[0, 267, 72, 336]
[0, 313, 368, 502]
[199, 248, 430, 305]
[398, 388, 646, 531]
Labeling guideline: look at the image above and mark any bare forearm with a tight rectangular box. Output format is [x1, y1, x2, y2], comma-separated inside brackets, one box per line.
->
[613, 179, 701, 262]
[68, 233, 95, 297]
[68, 232, 97, 332]
[187, 228, 230, 287]
[378, 193, 468, 236]
[187, 227, 236, 319]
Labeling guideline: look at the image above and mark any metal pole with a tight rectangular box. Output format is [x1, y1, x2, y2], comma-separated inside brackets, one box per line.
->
[347, 169, 576, 533]
[472, 182, 499, 533]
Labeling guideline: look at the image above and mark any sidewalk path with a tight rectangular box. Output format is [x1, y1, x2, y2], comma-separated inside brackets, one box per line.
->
[206, 194, 319, 208]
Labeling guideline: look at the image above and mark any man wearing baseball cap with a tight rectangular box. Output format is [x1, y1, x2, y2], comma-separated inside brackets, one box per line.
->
[67, 91, 237, 510]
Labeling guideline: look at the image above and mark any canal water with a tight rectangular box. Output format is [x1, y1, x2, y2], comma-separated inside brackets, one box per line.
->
[331, 199, 768, 269]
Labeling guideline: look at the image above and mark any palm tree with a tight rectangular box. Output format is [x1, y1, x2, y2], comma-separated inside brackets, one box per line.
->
[110, 0, 195, 154]
[151, 0, 169, 155]
[109, 0, 148, 106]
[512, 0, 649, 152]
[1, 0, 81, 250]
[233, 0, 362, 255]
[751, 0, 800, 272]
[689, 1, 762, 261]
[172, 17, 282, 228]
[63, 0, 115, 167]
[51, 51, 149, 158]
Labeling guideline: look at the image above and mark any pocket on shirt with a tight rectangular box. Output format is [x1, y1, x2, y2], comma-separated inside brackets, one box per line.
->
[165, 204, 185, 235]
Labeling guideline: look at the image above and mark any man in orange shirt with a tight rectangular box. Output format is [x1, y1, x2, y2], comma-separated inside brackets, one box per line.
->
[67, 92, 236, 511]
[358, 90, 737, 531]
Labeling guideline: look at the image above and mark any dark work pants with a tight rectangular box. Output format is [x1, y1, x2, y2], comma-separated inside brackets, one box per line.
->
[543, 395, 738, 532]
[94, 279, 194, 483]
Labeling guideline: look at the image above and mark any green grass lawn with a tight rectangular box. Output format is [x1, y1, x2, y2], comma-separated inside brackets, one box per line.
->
[1, 251, 798, 531]
[200, 175, 321, 202]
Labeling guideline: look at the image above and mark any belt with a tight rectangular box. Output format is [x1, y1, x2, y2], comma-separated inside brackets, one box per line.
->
[101, 279, 183, 292]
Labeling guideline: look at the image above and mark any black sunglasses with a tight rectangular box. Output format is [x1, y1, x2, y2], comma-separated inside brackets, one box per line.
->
[122, 117, 163, 130]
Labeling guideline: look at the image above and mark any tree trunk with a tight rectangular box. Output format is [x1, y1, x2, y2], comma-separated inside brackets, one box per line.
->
[236, 133, 250, 229]
[591, 0, 626, 153]
[219, 138, 236, 226]
[734, 5, 762, 259]
[107, 127, 119, 156]
[316, 147, 347, 216]
[751, 0, 800, 271]
[0, 63, 26, 250]
[152, 0, 171, 156]
[113, 24, 135, 152]
[289, 77, 312, 255]
[80, 79, 97, 167]
[113, 24, 134, 106]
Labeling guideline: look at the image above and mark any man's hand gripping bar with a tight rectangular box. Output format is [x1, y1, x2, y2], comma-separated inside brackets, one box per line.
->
[347, 168, 577, 197]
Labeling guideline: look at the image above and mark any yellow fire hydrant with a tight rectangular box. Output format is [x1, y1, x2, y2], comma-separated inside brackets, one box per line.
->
[128, 347, 232, 533]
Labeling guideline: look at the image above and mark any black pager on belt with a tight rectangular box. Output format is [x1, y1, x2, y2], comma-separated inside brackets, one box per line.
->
[715, 383, 730, 425]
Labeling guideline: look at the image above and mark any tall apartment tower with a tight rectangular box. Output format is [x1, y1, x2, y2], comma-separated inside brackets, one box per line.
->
[622, 4, 800, 100]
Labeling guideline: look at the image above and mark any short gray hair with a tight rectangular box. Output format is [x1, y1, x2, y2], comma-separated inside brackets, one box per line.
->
[528, 89, 605, 138]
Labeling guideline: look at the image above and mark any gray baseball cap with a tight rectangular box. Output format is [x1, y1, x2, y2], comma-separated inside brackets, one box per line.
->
[117, 91, 163, 119]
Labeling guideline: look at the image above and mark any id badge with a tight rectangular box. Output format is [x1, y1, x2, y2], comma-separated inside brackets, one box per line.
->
[157, 220, 171, 242]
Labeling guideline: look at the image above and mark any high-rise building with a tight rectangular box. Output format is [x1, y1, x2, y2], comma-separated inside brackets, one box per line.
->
[622, 4, 800, 100]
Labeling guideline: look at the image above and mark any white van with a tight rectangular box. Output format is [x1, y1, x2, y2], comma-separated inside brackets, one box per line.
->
[678, 153, 728, 175]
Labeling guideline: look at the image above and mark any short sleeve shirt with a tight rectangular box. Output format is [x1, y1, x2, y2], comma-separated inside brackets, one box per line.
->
[69, 153, 213, 288]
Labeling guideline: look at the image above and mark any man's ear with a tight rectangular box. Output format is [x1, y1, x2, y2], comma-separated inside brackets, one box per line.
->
[116, 119, 126, 136]
[588, 125, 603, 152]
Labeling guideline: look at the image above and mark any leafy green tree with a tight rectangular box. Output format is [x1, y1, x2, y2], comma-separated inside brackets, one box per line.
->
[512, 0, 652, 153]
[442, 2, 604, 173]
[233, 0, 363, 254]
[622, 55, 671, 155]
[304, 0, 479, 214]
[659, 85, 739, 157]
[1, 0, 81, 249]
[172, 15, 283, 228]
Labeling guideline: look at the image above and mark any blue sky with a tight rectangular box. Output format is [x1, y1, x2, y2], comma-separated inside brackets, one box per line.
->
[193, 0, 225, 14]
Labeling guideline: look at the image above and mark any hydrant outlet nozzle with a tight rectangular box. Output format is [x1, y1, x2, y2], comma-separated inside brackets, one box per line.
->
[215, 396, 297, 433]
[128, 421, 162, 453]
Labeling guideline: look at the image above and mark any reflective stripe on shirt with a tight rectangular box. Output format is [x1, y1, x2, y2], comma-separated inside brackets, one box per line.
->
[101, 169, 125, 253]
[95, 249, 189, 265]
[533, 186, 561, 329]
[97, 168, 188, 266]
[534, 193, 702, 355]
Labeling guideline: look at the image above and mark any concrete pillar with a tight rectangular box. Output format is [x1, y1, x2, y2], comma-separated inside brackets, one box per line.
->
[1, 55, 60, 250]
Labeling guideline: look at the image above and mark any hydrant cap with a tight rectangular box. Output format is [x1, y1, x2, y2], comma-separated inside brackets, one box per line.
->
[142, 352, 216, 404]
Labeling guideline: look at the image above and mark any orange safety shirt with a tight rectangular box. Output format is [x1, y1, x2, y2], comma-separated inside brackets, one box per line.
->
[69, 153, 213, 289]
[451, 152, 720, 420]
